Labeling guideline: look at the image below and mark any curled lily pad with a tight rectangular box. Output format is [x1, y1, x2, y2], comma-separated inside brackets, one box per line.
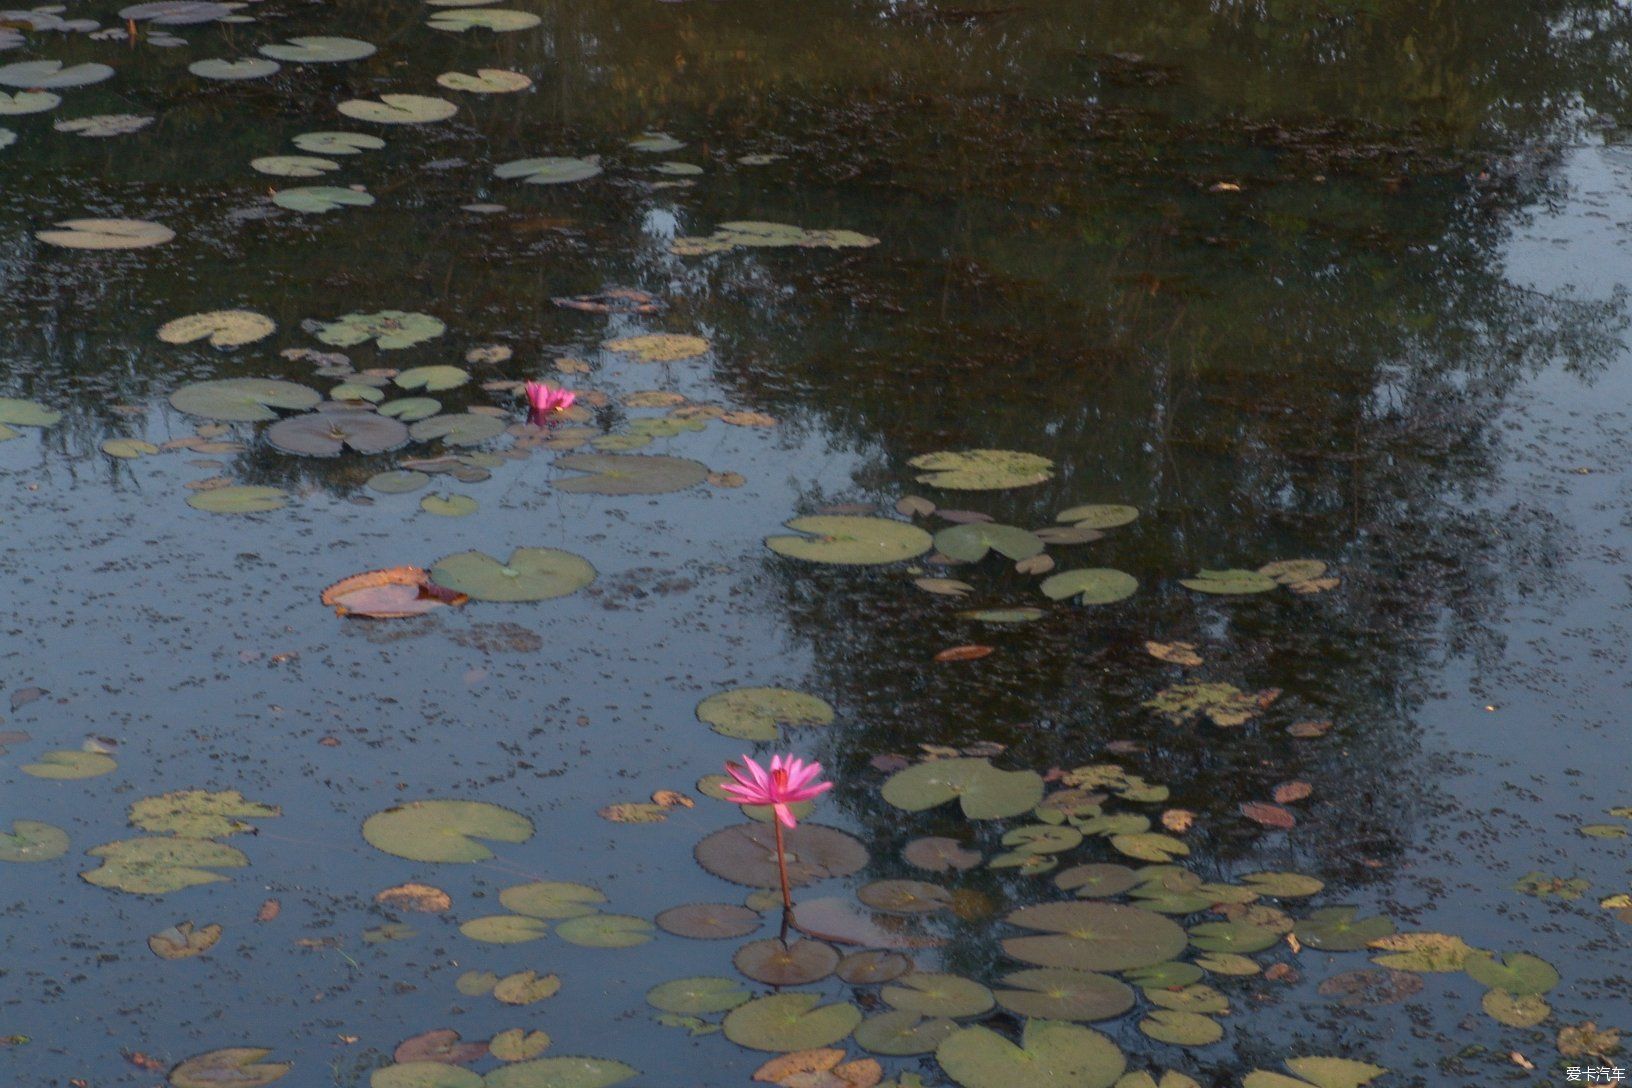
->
[187, 486, 289, 514]
[273, 185, 374, 213]
[695, 686, 833, 740]
[0, 820, 69, 862]
[430, 548, 596, 602]
[655, 902, 761, 939]
[1041, 569, 1137, 605]
[934, 523, 1044, 562]
[881, 757, 1044, 820]
[553, 453, 709, 495]
[994, 968, 1134, 1021]
[190, 57, 280, 80]
[1004, 902, 1188, 971]
[428, 8, 542, 30]
[693, 823, 867, 888]
[411, 413, 507, 445]
[556, 913, 654, 947]
[882, 973, 994, 1018]
[722, 992, 861, 1052]
[314, 310, 445, 349]
[494, 156, 603, 184]
[171, 378, 320, 421]
[338, 94, 457, 124]
[396, 365, 470, 391]
[82, 837, 248, 894]
[253, 155, 340, 178]
[322, 566, 467, 618]
[0, 60, 114, 88]
[909, 449, 1053, 490]
[438, 68, 531, 93]
[734, 938, 839, 985]
[646, 976, 750, 1015]
[362, 799, 534, 862]
[937, 1021, 1125, 1088]
[0, 397, 61, 427]
[483, 1058, 635, 1088]
[37, 217, 172, 249]
[170, 1049, 291, 1088]
[158, 310, 275, 348]
[294, 131, 385, 155]
[267, 411, 407, 455]
[259, 36, 376, 62]
[766, 515, 932, 565]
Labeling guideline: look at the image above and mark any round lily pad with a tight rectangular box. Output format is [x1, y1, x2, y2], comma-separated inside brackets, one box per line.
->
[37, 218, 173, 249]
[54, 114, 153, 137]
[294, 131, 386, 155]
[602, 333, 710, 362]
[693, 823, 867, 888]
[379, 397, 442, 422]
[158, 310, 275, 347]
[903, 836, 983, 872]
[994, 968, 1135, 1021]
[1464, 951, 1559, 995]
[367, 470, 431, 494]
[695, 686, 833, 741]
[253, 155, 340, 178]
[910, 449, 1054, 490]
[483, 1058, 635, 1088]
[1040, 569, 1138, 605]
[273, 186, 374, 213]
[260, 36, 377, 62]
[1239, 871, 1324, 898]
[1482, 989, 1550, 1027]
[187, 486, 289, 514]
[190, 57, 280, 80]
[171, 378, 320, 421]
[1187, 920, 1279, 954]
[410, 413, 507, 445]
[837, 950, 913, 984]
[1138, 1010, 1221, 1046]
[722, 992, 861, 1052]
[0, 820, 69, 862]
[120, 1, 232, 24]
[430, 547, 596, 602]
[338, 94, 457, 124]
[1058, 504, 1138, 528]
[22, 749, 115, 779]
[553, 453, 709, 495]
[766, 515, 933, 565]
[494, 156, 602, 184]
[0, 60, 114, 88]
[734, 938, 839, 985]
[853, 1011, 956, 1055]
[396, 365, 470, 392]
[857, 879, 951, 914]
[0, 91, 60, 116]
[460, 914, 550, 943]
[373, 1064, 482, 1088]
[362, 800, 534, 862]
[882, 973, 994, 1018]
[934, 523, 1044, 562]
[555, 913, 654, 948]
[437, 68, 532, 93]
[881, 757, 1044, 820]
[267, 411, 408, 455]
[1003, 902, 1188, 971]
[1056, 864, 1141, 898]
[1180, 569, 1278, 595]
[421, 493, 478, 517]
[1293, 907, 1396, 952]
[629, 132, 684, 152]
[170, 1048, 291, 1088]
[937, 1021, 1124, 1088]
[500, 881, 606, 919]
[1123, 961, 1205, 988]
[0, 397, 61, 427]
[646, 976, 750, 1015]
[427, 8, 542, 30]
[655, 902, 761, 939]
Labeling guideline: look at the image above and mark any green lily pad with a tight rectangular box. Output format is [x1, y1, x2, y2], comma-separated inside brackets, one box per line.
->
[430, 548, 596, 602]
[330, 384, 384, 404]
[190, 57, 280, 80]
[1058, 504, 1138, 528]
[268, 411, 408, 455]
[171, 378, 320, 421]
[1114, 1073, 1202, 1088]
[767, 515, 933, 565]
[22, 750, 115, 779]
[1146, 984, 1229, 1014]
[82, 837, 249, 894]
[362, 799, 534, 862]
[493, 971, 562, 1005]
[494, 156, 603, 184]
[555, 913, 654, 948]
[1293, 907, 1396, 951]
[1463, 951, 1559, 995]
[1004, 902, 1188, 971]
[379, 397, 442, 422]
[373, 1063, 482, 1088]
[1056, 865, 1141, 898]
[130, 790, 279, 838]
[421, 493, 478, 517]
[937, 1020, 1125, 1088]
[734, 938, 839, 985]
[1179, 569, 1278, 595]
[655, 902, 762, 939]
[693, 822, 867, 888]
[1001, 825, 1083, 855]
[722, 992, 861, 1052]
[396, 365, 470, 392]
[695, 686, 833, 740]
[853, 1011, 957, 1055]
[37, 217, 173, 249]
[1138, 1011, 1221, 1046]
[1041, 569, 1138, 605]
[460, 915, 550, 943]
[0, 397, 61, 427]
[294, 131, 386, 155]
[1240, 871, 1325, 898]
[909, 449, 1054, 490]
[54, 114, 153, 137]
[993, 968, 1134, 1021]
[0, 91, 61, 115]
[1266, 1057, 1390, 1088]
[1366, 932, 1475, 972]
[553, 453, 710, 495]
[273, 186, 375, 213]
[480, 1057, 634, 1088]
[934, 523, 1045, 562]
[1122, 961, 1205, 988]
[410, 413, 507, 446]
[338, 94, 457, 124]
[252, 155, 339, 178]
[427, 8, 542, 31]
[0, 820, 69, 862]
[629, 132, 684, 152]
[259, 35, 376, 62]
[157, 309, 275, 347]
[0, 60, 114, 88]
[171, 1048, 291, 1088]
[881, 757, 1044, 820]
[367, 470, 430, 494]
[646, 976, 749, 1015]
[187, 486, 290, 514]
[500, 881, 606, 919]
[1187, 921, 1278, 954]
[437, 68, 532, 93]
[1482, 989, 1550, 1027]
[857, 879, 951, 913]
[882, 973, 994, 1018]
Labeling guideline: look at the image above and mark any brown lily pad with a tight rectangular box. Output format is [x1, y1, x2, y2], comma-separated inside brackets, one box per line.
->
[394, 1029, 489, 1065]
[694, 823, 868, 889]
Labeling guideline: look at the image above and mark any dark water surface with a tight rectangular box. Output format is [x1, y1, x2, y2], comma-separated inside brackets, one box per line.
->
[2, 1, 1630, 1086]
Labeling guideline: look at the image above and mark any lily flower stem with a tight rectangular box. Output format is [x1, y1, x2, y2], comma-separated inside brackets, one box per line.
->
[773, 819, 793, 912]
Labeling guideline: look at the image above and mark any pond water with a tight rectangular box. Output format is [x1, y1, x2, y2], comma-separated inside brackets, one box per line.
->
[2, 1, 1631, 1086]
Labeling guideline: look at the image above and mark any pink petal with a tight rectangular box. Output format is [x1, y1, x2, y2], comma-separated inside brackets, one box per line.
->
[741, 755, 771, 791]
[773, 803, 797, 829]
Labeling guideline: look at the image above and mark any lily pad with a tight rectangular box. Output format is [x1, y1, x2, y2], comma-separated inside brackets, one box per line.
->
[82, 836, 248, 894]
[362, 799, 534, 862]
[553, 453, 710, 495]
[0, 397, 61, 427]
[837, 950, 914, 984]
[338, 94, 457, 124]
[273, 185, 374, 213]
[882, 973, 994, 1018]
[171, 378, 320, 421]
[500, 881, 606, 919]
[881, 757, 1044, 820]
[268, 411, 408, 455]
[494, 156, 602, 184]
[158, 310, 275, 348]
[1293, 907, 1396, 952]
[1041, 569, 1138, 605]
[260, 36, 377, 62]
[734, 938, 839, 985]
[379, 397, 442, 422]
[646, 976, 750, 1015]
[857, 879, 951, 913]
[1138, 1010, 1221, 1046]
[0, 91, 59, 115]
[1003, 902, 1188, 971]
[421, 493, 478, 517]
[629, 132, 684, 152]
[253, 155, 340, 178]
[602, 333, 709, 361]
[148, 920, 222, 959]
[22, 749, 116, 779]
[394, 366, 469, 392]
[722, 992, 861, 1052]
[0, 60, 114, 88]
[555, 913, 654, 948]
[427, 8, 542, 31]
[1187, 921, 1279, 954]
[1367, 932, 1475, 972]
[367, 470, 431, 494]
[483, 1057, 635, 1088]
[493, 971, 562, 1005]
[120, 0, 232, 23]
[131, 789, 279, 838]
[460, 915, 550, 943]
[909, 449, 1053, 490]
[695, 686, 834, 740]
[1240, 871, 1325, 898]
[655, 902, 761, 939]
[1482, 989, 1550, 1027]
[373, 1063, 482, 1087]
[934, 523, 1045, 562]
[0, 820, 69, 862]
[54, 113, 152, 137]
[852, 1010, 955, 1055]
[1463, 951, 1559, 995]
[430, 548, 596, 602]
[1056, 865, 1141, 898]
[190, 57, 280, 80]
[410, 413, 507, 445]
[438, 68, 532, 93]
[314, 310, 445, 349]
[693, 822, 867, 888]
[766, 515, 933, 565]
[1058, 504, 1138, 528]
[187, 486, 289, 514]
[37, 217, 173, 249]
[1179, 569, 1278, 595]
[993, 968, 1134, 1021]
[937, 1020, 1125, 1088]
[170, 1048, 291, 1088]
[294, 131, 386, 155]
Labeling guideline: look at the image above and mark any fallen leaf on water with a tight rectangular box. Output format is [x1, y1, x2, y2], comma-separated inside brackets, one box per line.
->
[1161, 809, 1195, 833]
[1241, 802, 1296, 829]
[1287, 719, 1332, 738]
[1510, 1052, 1534, 1070]
[1272, 781, 1313, 804]
[707, 471, 746, 488]
[1558, 1021, 1621, 1059]
[934, 645, 993, 663]
[652, 790, 693, 809]
[256, 899, 281, 922]
[376, 883, 452, 912]
[1144, 641, 1203, 666]
[600, 802, 668, 823]
[125, 1051, 165, 1071]
[148, 921, 222, 960]
[895, 496, 935, 517]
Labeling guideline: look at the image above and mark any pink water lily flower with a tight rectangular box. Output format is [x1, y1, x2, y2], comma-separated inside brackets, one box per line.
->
[721, 753, 833, 829]
[524, 380, 576, 423]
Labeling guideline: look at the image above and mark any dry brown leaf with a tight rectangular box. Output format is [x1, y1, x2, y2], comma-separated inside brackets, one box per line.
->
[895, 495, 935, 517]
[256, 899, 281, 923]
[707, 471, 746, 488]
[1240, 801, 1296, 829]
[1015, 554, 1055, 575]
[721, 410, 778, 427]
[754, 1049, 845, 1083]
[375, 883, 452, 913]
[1144, 640, 1203, 667]
[651, 789, 693, 809]
[1287, 719, 1332, 738]
[1272, 781, 1313, 804]
[1160, 809, 1195, 833]
[934, 644, 994, 663]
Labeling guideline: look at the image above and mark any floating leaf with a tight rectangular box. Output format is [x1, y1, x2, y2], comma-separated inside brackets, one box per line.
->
[322, 566, 467, 618]
[555, 913, 654, 948]
[362, 800, 533, 862]
[723, 993, 861, 1052]
[460, 915, 550, 943]
[1239, 871, 1324, 898]
[553, 453, 709, 495]
[427, 8, 542, 31]
[1463, 951, 1559, 995]
[22, 749, 115, 779]
[937, 1020, 1125, 1088]
[422, 493, 478, 517]
[0, 91, 61, 115]
[397, 365, 470, 392]
[483, 1057, 635, 1088]
[1058, 504, 1138, 528]
[852, 1011, 955, 1056]
[1282, 1057, 1390, 1088]
[159, 310, 276, 348]
[268, 411, 408, 455]
[693, 823, 867, 888]
[1179, 569, 1278, 595]
[993, 968, 1134, 1021]
[260, 36, 377, 62]
[492, 971, 562, 1006]
[190, 57, 280, 80]
[253, 155, 340, 178]
[837, 950, 913, 985]
[1240, 801, 1296, 830]
[171, 378, 320, 421]
[1293, 907, 1395, 952]
[1004, 902, 1188, 971]
[148, 920, 222, 959]
[410, 413, 507, 445]
[1315, 968, 1421, 1006]
[430, 548, 595, 602]
[1040, 568, 1138, 605]
[881, 758, 1044, 820]
[121, 1, 233, 24]
[490, 1030, 552, 1062]
[37, 217, 173, 249]
[0, 820, 69, 862]
[494, 156, 603, 184]
[767, 515, 933, 565]
[1187, 920, 1278, 954]
[882, 973, 994, 1018]
[629, 132, 684, 152]
[1367, 932, 1475, 972]
[500, 881, 606, 919]
[857, 879, 951, 914]
[647, 976, 750, 1015]
[695, 686, 833, 741]
[54, 113, 153, 137]
[934, 523, 1044, 562]
[1138, 1010, 1221, 1046]
[1056, 865, 1140, 898]
[273, 186, 375, 213]
[393, 1029, 489, 1066]
[131, 790, 279, 838]
[656, 902, 762, 939]
[82, 837, 248, 894]
[1513, 871, 1589, 900]
[437, 68, 532, 93]
[734, 938, 840, 985]
[1144, 682, 1272, 728]
[377, 883, 452, 913]
[1483, 989, 1550, 1027]
[187, 486, 289, 514]
[338, 94, 456, 124]
[0, 60, 114, 88]
[294, 131, 386, 155]
[903, 836, 982, 872]
[0, 397, 60, 429]
[170, 1048, 291, 1088]
[909, 449, 1053, 490]
[372, 1063, 482, 1088]
[379, 397, 442, 422]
